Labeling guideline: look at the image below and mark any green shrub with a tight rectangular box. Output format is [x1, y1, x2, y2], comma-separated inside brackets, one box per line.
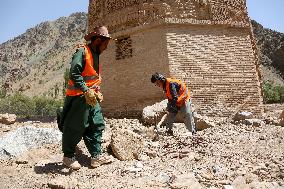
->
[263, 81, 284, 104]
[0, 93, 35, 118]
[0, 93, 63, 118]
[33, 96, 62, 117]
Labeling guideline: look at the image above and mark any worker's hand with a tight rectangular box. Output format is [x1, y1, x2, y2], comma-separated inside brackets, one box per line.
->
[95, 91, 104, 103]
[167, 101, 178, 113]
[84, 89, 97, 106]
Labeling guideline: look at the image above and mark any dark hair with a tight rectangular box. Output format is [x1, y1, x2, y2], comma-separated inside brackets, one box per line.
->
[91, 36, 109, 42]
[151, 72, 165, 83]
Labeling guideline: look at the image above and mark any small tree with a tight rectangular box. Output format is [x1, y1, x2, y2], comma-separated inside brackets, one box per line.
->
[33, 96, 62, 117]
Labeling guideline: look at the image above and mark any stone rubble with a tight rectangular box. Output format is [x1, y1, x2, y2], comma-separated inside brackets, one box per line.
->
[0, 126, 61, 159]
[233, 111, 254, 122]
[194, 113, 216, 131]
[110, 128, 144, 161]
[0, 108, 283, 189]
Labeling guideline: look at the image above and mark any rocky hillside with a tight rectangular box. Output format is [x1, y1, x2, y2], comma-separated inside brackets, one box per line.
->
[0, 13, 283, 98]
[252, 20, 284, 85]
[0, 12, 87, 98]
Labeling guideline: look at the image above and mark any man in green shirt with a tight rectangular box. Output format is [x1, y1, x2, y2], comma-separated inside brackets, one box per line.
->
[61, 26, 112, 170]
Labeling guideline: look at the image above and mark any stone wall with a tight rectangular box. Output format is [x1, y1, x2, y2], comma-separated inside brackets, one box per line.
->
[89, 0, 263, 117]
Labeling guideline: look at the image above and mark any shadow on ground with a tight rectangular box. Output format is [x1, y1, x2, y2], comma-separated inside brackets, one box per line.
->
[34, 147, 90, 175]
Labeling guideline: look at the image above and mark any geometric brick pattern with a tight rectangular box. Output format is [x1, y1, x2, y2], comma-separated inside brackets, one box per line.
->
[115, 36, 133, 60]
[88, 0, 250, 34]
[88, 0, 263, 117]
[166, 26, 262, 116]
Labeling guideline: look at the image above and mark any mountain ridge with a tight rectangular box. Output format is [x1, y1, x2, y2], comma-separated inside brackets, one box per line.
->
[251, 20, 284, 86]
[0, 12, 87, 97]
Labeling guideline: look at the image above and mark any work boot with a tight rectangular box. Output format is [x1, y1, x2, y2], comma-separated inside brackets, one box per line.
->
[63, 157, 81, 170]
[91, 155, 113, 168]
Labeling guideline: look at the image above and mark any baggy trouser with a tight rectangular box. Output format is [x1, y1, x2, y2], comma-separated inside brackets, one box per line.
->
[164, 99, 196, 133]
[180, 99, 196, 133]
[62, 95, 105, 158]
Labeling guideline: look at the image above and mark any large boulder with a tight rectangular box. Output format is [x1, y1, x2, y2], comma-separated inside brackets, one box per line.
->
[142, 100, 168, 125]
[142, 100, 195, 125]
[0, 113, 17, 125]
[0, 126, 61, 159]
[194, 113, 216, 131]
[142, 100, 214, 131]
[110, 128, 144, 161]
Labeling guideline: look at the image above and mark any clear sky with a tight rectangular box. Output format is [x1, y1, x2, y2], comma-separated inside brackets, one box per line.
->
[0, 0, 283, 44]
[247, 0, 284, 33]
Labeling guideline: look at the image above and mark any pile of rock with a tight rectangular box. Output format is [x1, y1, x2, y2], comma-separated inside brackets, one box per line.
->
[233, 111, 265, 127]
[0, 126, 61, 159]
[110, 128, 144, 161]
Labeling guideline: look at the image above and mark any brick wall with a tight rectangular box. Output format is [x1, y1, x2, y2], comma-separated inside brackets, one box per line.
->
[166, 25, 263, 116]
[88, 0, 263, 117]
[100, 27, 169, 117]
[99, 24, 263, 117]
[88, 0, 250, 34]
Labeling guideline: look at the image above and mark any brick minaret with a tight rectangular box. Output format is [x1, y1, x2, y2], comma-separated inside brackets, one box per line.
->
[88, 0, 263, 117]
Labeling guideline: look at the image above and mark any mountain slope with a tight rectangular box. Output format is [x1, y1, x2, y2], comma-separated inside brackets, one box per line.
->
[251, 20, 284, 85]
[0, 12, 87, 98]
[0, 14, 283, 98]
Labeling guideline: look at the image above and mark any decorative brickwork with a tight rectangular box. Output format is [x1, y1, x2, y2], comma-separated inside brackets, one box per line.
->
[88, 0, 263, 117]
[88, 0, 249, 34]
[166, 26, 262, 116]
[115, 36, 133, 60]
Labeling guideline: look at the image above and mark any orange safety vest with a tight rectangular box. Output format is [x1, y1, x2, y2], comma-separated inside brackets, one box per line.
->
[165, 78, 190, 107]
[65, 44, 101, 96]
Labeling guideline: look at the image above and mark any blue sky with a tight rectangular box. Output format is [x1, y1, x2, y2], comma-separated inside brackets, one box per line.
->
[0, 0, 283, 44]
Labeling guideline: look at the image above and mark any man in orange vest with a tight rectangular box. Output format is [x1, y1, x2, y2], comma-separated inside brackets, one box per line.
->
[151, 72, 196, 136]
[61, 26, 112, 170]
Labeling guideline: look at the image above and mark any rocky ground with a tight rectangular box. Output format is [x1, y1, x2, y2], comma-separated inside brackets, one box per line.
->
[0, 105, 284, 189]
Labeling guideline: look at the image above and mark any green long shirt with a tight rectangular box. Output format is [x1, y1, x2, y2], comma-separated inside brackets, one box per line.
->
[62, 45, 104, 158]
[69, 45, 100, 93]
